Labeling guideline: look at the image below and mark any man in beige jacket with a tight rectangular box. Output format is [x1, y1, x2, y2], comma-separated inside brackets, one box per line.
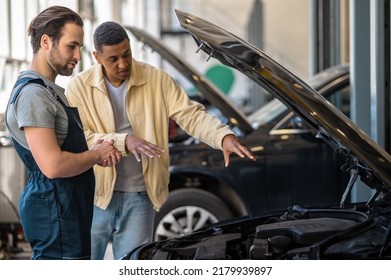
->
[66, 21, 256, 259]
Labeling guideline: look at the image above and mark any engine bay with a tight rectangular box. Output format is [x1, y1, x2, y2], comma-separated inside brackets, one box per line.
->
[131, 204, 391, 260]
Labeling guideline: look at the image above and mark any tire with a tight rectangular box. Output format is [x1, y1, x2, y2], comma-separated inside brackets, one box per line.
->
[154, 188, 233, 241]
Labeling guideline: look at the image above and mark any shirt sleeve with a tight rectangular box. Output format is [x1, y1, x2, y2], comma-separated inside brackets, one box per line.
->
[164, 72, 233, 150]
[13, 84, 59, 130]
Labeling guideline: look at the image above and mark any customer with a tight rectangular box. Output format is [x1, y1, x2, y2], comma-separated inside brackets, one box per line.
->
[66, 21, 256, 259]
[5, 6, 121, 260]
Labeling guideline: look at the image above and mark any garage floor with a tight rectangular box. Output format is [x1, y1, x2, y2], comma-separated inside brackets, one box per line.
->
[7, 240, 31, 260]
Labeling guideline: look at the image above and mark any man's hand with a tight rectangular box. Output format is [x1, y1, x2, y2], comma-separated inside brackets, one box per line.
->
[222, 134, 256, 167]
[125, 135, 165, 162]
[93, 139, 122, 167]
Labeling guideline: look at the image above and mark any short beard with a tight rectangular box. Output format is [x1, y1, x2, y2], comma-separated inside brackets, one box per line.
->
[48, 45, 74, 76]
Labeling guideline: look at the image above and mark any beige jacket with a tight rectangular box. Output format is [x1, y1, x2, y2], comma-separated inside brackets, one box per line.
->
[65, 60, 233, 210]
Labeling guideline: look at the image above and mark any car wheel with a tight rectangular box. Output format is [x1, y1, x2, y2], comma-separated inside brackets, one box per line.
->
[154, 188, 233, 241]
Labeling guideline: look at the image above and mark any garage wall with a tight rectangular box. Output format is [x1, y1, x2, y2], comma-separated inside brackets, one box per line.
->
[262, 0, 310, 80]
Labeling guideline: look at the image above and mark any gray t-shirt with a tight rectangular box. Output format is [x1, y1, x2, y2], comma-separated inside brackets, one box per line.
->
[5, 71, 69, 150]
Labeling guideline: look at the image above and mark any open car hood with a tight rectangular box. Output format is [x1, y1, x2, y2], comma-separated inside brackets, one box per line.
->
[175, 9, 391, 201]
[124, 25, 253, 133]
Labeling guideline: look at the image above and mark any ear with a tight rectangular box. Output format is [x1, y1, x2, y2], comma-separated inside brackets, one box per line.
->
[41, 34, 52, 50]
[93, 51, 102, 64]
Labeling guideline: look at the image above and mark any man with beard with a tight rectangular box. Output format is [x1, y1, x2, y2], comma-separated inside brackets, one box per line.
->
[66, 21, 256, 259]
[5, 6, 121, 259]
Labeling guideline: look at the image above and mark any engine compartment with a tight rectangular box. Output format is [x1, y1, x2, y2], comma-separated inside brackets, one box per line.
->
[131, 204, 391, 260]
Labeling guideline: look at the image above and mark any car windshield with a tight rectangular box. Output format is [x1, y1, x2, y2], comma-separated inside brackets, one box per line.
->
[247, 72, 350, 129]
[248, 98, 287, 128]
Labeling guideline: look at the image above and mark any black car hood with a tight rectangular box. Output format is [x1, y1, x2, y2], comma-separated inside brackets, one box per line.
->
[124, 25, 253, 133]
[175, 10, 391, 199]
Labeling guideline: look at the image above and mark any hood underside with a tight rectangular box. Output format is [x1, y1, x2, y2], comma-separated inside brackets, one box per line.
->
[174, 9, 391, 197]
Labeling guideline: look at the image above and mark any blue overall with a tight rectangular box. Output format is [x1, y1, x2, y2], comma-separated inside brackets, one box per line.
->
[9, 77, 95, 259]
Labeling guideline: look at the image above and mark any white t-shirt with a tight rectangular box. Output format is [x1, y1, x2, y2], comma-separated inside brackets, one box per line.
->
[104, 77, 146, 192]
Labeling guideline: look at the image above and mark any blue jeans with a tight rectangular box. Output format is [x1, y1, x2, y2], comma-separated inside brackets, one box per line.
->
[91, 191, 155, 259]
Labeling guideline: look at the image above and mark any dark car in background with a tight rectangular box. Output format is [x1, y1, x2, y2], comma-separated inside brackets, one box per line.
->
[126, 26, 352, 242]
[122, 10, 391, 260]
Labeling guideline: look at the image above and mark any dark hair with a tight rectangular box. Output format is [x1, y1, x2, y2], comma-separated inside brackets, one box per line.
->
[28, 6, 83, 53]
[93, 21, 129, 53]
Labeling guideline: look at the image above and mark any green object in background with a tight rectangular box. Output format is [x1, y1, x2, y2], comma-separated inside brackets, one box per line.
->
[205, 65, 235, 95]
[185, 64, 235, 97]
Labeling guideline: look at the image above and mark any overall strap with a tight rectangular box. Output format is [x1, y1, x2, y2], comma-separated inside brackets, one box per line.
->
[10, 77, 47, 104]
